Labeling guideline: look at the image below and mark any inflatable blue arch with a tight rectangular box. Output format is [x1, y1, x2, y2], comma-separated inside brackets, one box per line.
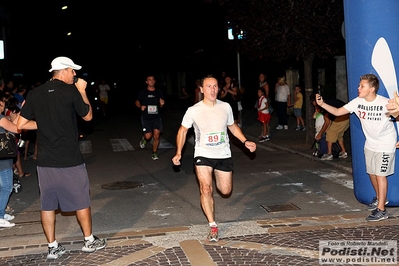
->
[344, 0, 399, 206]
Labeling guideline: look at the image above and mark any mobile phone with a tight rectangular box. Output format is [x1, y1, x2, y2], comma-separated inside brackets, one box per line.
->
[317, 86, 321, 100]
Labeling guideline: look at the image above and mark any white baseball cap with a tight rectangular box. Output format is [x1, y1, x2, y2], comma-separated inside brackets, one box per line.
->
[49, 56, 82, 72]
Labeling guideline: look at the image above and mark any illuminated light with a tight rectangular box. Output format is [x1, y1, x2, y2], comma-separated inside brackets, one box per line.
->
[67, 32, 72, 36]
[62, 6, 68, 10]
[227, 21, 234, 40]
[228, 28, 234, 40]
[237, 30, 244, 40]
[0, 40, 4, 59]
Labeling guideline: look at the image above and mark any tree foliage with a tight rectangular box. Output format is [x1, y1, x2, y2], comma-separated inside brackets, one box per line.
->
[207, 0, 346, 145]
[211, 0, 345, 62]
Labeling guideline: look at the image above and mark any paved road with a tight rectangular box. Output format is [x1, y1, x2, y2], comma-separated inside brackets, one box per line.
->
[1, 107, 398, 265]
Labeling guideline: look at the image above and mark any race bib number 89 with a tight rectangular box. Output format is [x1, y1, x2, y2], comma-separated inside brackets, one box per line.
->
[204, 132, 226, 146]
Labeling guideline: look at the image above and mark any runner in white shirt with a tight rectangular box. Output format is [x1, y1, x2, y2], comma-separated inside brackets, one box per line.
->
[172, 75, 256, 242]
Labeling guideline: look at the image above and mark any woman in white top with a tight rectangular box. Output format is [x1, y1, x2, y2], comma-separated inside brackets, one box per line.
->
[274, 76, 291, 130]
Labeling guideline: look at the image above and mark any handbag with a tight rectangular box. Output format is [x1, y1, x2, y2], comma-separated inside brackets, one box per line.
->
[0, 131, 18, 160]
[13, 174, 22, 193]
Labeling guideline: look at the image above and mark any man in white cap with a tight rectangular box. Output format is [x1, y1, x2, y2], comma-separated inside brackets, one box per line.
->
[17, 56, 107, 259]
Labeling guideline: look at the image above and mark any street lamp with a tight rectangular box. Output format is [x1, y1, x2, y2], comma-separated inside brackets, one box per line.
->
[0, 40, 4, 59]
[227, 22, 245, 92]
[228, 22, 246, 126]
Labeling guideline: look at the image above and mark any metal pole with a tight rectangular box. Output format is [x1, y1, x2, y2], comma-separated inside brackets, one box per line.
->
[237, 51, 241, 89]
[237, 50, 243, 126]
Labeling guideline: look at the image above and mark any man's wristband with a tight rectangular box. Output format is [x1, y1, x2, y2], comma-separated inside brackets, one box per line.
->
[243, 139, 248, 144]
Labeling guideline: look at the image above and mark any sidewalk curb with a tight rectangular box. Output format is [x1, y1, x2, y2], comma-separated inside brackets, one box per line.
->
[248, 134, 353, 175]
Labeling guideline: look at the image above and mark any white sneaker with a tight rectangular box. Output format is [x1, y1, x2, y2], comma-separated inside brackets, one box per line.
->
[320, 154, 333, 161]
[139, 138, 147, 149]
[276, 125, 283, 130]
[0, 219, 15, 227]
[283, 125, 288, 130]
[4, 214, 14, 221]
[47, 244, 66, 259]
[152, 152, 159, 160]
[259, 136, 270, 143]
[82, 235, 107, 253]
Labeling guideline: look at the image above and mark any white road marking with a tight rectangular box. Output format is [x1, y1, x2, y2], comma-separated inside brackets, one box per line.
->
[110, 138, 135, 151]
[307, 169, 353, 189]
[79, 140, 92, 154]
[149, 137, 175, 149]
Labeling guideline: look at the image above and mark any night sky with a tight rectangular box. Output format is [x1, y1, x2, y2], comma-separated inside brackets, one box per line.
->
[1, 2, 231, 88]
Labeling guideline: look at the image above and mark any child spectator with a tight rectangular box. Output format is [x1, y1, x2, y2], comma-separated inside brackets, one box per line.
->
[256, 87, 271, 142]
[312, 100, 327, 157]
[292, 85, 306, 130]
[310, 93, 330, 157]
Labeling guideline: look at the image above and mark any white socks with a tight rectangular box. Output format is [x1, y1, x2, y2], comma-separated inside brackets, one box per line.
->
[85, 234, 95, 242]
[48, 240, 58, 248]
[209, 222, 217, 227]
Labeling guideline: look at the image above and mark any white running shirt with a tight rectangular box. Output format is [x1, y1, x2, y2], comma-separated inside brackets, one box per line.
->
[181, 100, 234, 158]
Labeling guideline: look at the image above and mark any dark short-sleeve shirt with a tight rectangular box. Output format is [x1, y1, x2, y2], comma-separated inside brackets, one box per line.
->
[0, 115, 14, 170]
[20, 79, 90, 167]
[136, 88, 164, 120]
